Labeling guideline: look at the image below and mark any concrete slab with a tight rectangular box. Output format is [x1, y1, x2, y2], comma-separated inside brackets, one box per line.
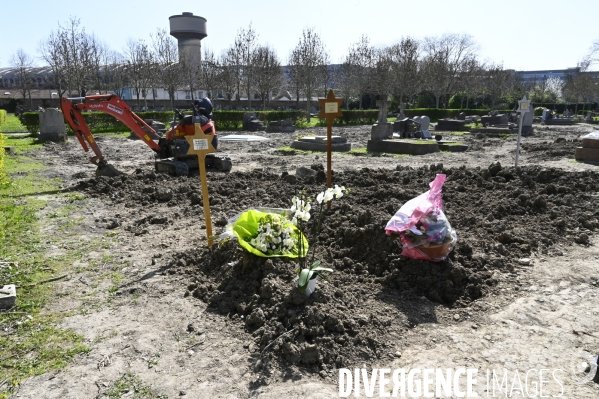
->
[544, 119, 577, 125]
[219, 134, 269, 141]
[38, 132, 67, 142]
[582, 138, 599, 149]
[437, 141, 469, 152]
[312, 136, 346, 144]
[0, 284, 16, 309]
[290, 140, 351, 152]
[3, 146, 15, 155]
[575, 147, 599, 162]
[367, 139, 439, 155]
[470, 127, 516, 134]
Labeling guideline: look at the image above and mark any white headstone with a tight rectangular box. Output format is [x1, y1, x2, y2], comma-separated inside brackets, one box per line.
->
[39, 108, 67, 134]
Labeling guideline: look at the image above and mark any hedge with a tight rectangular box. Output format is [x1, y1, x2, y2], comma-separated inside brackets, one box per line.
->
[21, 108, 519, 134]
[0, 133, 7, 187]
[0, 109, 6, 125]
[21, 112, 40, 134]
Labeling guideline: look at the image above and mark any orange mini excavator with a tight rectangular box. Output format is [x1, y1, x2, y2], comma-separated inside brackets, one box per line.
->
[60, 94, 232, 177]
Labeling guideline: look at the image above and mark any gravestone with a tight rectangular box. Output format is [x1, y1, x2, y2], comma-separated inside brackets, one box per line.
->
[376, 99, 390, 124]
[371, 99, 393, 141]
[242, 113, 266, 131]
[418, 116, 432, 139]
[522, 110, 534, 129]
[38, 108, 67, 142]
[266, 119, 295, 133]
[290, 135, 351, 152]
[130, 119, 164, 140]
[587, 112, 593, 122]
[457, 112, 466, 120]
[481, 113, 508, 126]
[393, 118, 420, 138]
[436, 119, 468, 131]
[397, 103, 406, 120]
[0, 284, 16, 309]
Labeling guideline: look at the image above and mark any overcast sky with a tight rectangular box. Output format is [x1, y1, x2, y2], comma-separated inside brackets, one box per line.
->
[1, 0, 598, 71]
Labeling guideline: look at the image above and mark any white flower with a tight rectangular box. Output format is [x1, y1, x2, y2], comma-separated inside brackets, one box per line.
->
[323, 189, 334, 203]
[333, 185, 345, 198]
[316, 192, 324, 204]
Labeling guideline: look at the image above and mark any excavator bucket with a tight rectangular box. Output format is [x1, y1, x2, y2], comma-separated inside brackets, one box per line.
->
[96, 163, 124, 177]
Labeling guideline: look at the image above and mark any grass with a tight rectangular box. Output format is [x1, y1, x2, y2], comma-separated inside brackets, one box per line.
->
[0, 147, 89, 398]
[275, 146, 313, 155]
[4, 137, 43, 154]
[0, 114, 28, 133]
[105, 373, 167, 399]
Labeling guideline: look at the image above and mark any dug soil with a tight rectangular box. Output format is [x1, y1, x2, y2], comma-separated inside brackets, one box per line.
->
[11, 123, 599, 398]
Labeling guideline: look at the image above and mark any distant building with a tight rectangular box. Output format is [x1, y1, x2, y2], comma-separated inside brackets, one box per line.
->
[516, 67, 581, 84]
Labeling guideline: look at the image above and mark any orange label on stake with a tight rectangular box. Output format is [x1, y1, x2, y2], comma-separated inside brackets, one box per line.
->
[87, 136, 95, 144]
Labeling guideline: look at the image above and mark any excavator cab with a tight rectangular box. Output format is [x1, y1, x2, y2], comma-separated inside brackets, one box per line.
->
[157, 100, 230, 175]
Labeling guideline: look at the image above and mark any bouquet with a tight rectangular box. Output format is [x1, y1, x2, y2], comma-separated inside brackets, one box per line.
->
[249, 213, 296, 255]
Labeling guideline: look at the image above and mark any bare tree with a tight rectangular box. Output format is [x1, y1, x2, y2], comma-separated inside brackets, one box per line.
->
[346, 35, 376, 109]
[252, 45, 282, 110]
[39, 17, 103, 97]
[200, 47, 219, 99]
[151, 28, 181, 111]
[226, 24, 259, 108]
[10, 49, 34, 108]
[125, 39, 155, 108]
[218, 50, 238, 105]
[422, 34, 479, 108]
[334, 59, 357, 110]
[104, 51, 129, 97]
[288, 28, 330, 121]
[388, 37, 421, 107]
[480, 63, 515, 108]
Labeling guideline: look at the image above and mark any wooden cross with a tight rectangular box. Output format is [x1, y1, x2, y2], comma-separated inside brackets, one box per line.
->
[317, 90, 343, 193]
[185, 126, 217, 247]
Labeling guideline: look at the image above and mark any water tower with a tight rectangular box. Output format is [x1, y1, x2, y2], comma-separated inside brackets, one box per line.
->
[169, 12, 207, 73]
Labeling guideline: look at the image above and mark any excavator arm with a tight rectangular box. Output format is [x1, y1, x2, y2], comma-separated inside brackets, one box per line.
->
[60, 94, 162, 166]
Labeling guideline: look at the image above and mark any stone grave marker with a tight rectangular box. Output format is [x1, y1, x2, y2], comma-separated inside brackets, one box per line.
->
[39, 108, 67, 142]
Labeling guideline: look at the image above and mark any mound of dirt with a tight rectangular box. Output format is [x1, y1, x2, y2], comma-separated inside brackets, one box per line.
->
[521, 139, 579, 161]
[73, 163, 599, 373]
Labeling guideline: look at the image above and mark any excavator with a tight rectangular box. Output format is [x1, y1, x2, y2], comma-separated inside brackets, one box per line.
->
[60, 94, 232, 177]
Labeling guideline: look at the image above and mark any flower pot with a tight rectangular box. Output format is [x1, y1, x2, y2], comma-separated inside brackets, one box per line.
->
[305, 276, 318, 297]
[415, 238, 455, 261]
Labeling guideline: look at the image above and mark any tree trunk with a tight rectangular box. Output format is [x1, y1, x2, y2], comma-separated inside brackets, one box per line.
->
[306, 92, 311, 122]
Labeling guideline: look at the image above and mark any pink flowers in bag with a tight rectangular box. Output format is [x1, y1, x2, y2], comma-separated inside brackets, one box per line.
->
[385, 174, 457, 262]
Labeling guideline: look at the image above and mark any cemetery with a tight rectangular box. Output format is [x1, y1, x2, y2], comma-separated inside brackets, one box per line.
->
[1, 7, 599, 399]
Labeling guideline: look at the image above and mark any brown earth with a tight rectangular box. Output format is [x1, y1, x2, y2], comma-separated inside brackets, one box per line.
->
[9, 123, 599, 398]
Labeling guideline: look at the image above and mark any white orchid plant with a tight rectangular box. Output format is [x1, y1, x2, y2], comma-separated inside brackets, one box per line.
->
[290, 185, 348, 293]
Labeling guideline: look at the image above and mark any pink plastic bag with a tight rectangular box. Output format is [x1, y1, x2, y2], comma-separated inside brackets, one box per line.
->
[385, 174, 457, 262]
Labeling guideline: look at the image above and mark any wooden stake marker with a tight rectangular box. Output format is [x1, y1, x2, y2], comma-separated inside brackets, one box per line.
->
[185, 126, 217, 247]
[318, 90, 343, 207]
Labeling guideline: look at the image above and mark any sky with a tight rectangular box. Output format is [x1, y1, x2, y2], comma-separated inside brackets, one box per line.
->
[1, 0, 598, 71]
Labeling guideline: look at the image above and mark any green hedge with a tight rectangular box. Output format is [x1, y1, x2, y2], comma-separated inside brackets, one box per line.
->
[0, 110, 5, 125]
[0, 133, 7, 187]
[21, 112, 40, 134]
[22, 108, 516, 134]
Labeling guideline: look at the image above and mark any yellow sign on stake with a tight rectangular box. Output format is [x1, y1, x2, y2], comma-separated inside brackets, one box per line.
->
[318, 90, 343, 208]
[185, 126, 217, 247]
